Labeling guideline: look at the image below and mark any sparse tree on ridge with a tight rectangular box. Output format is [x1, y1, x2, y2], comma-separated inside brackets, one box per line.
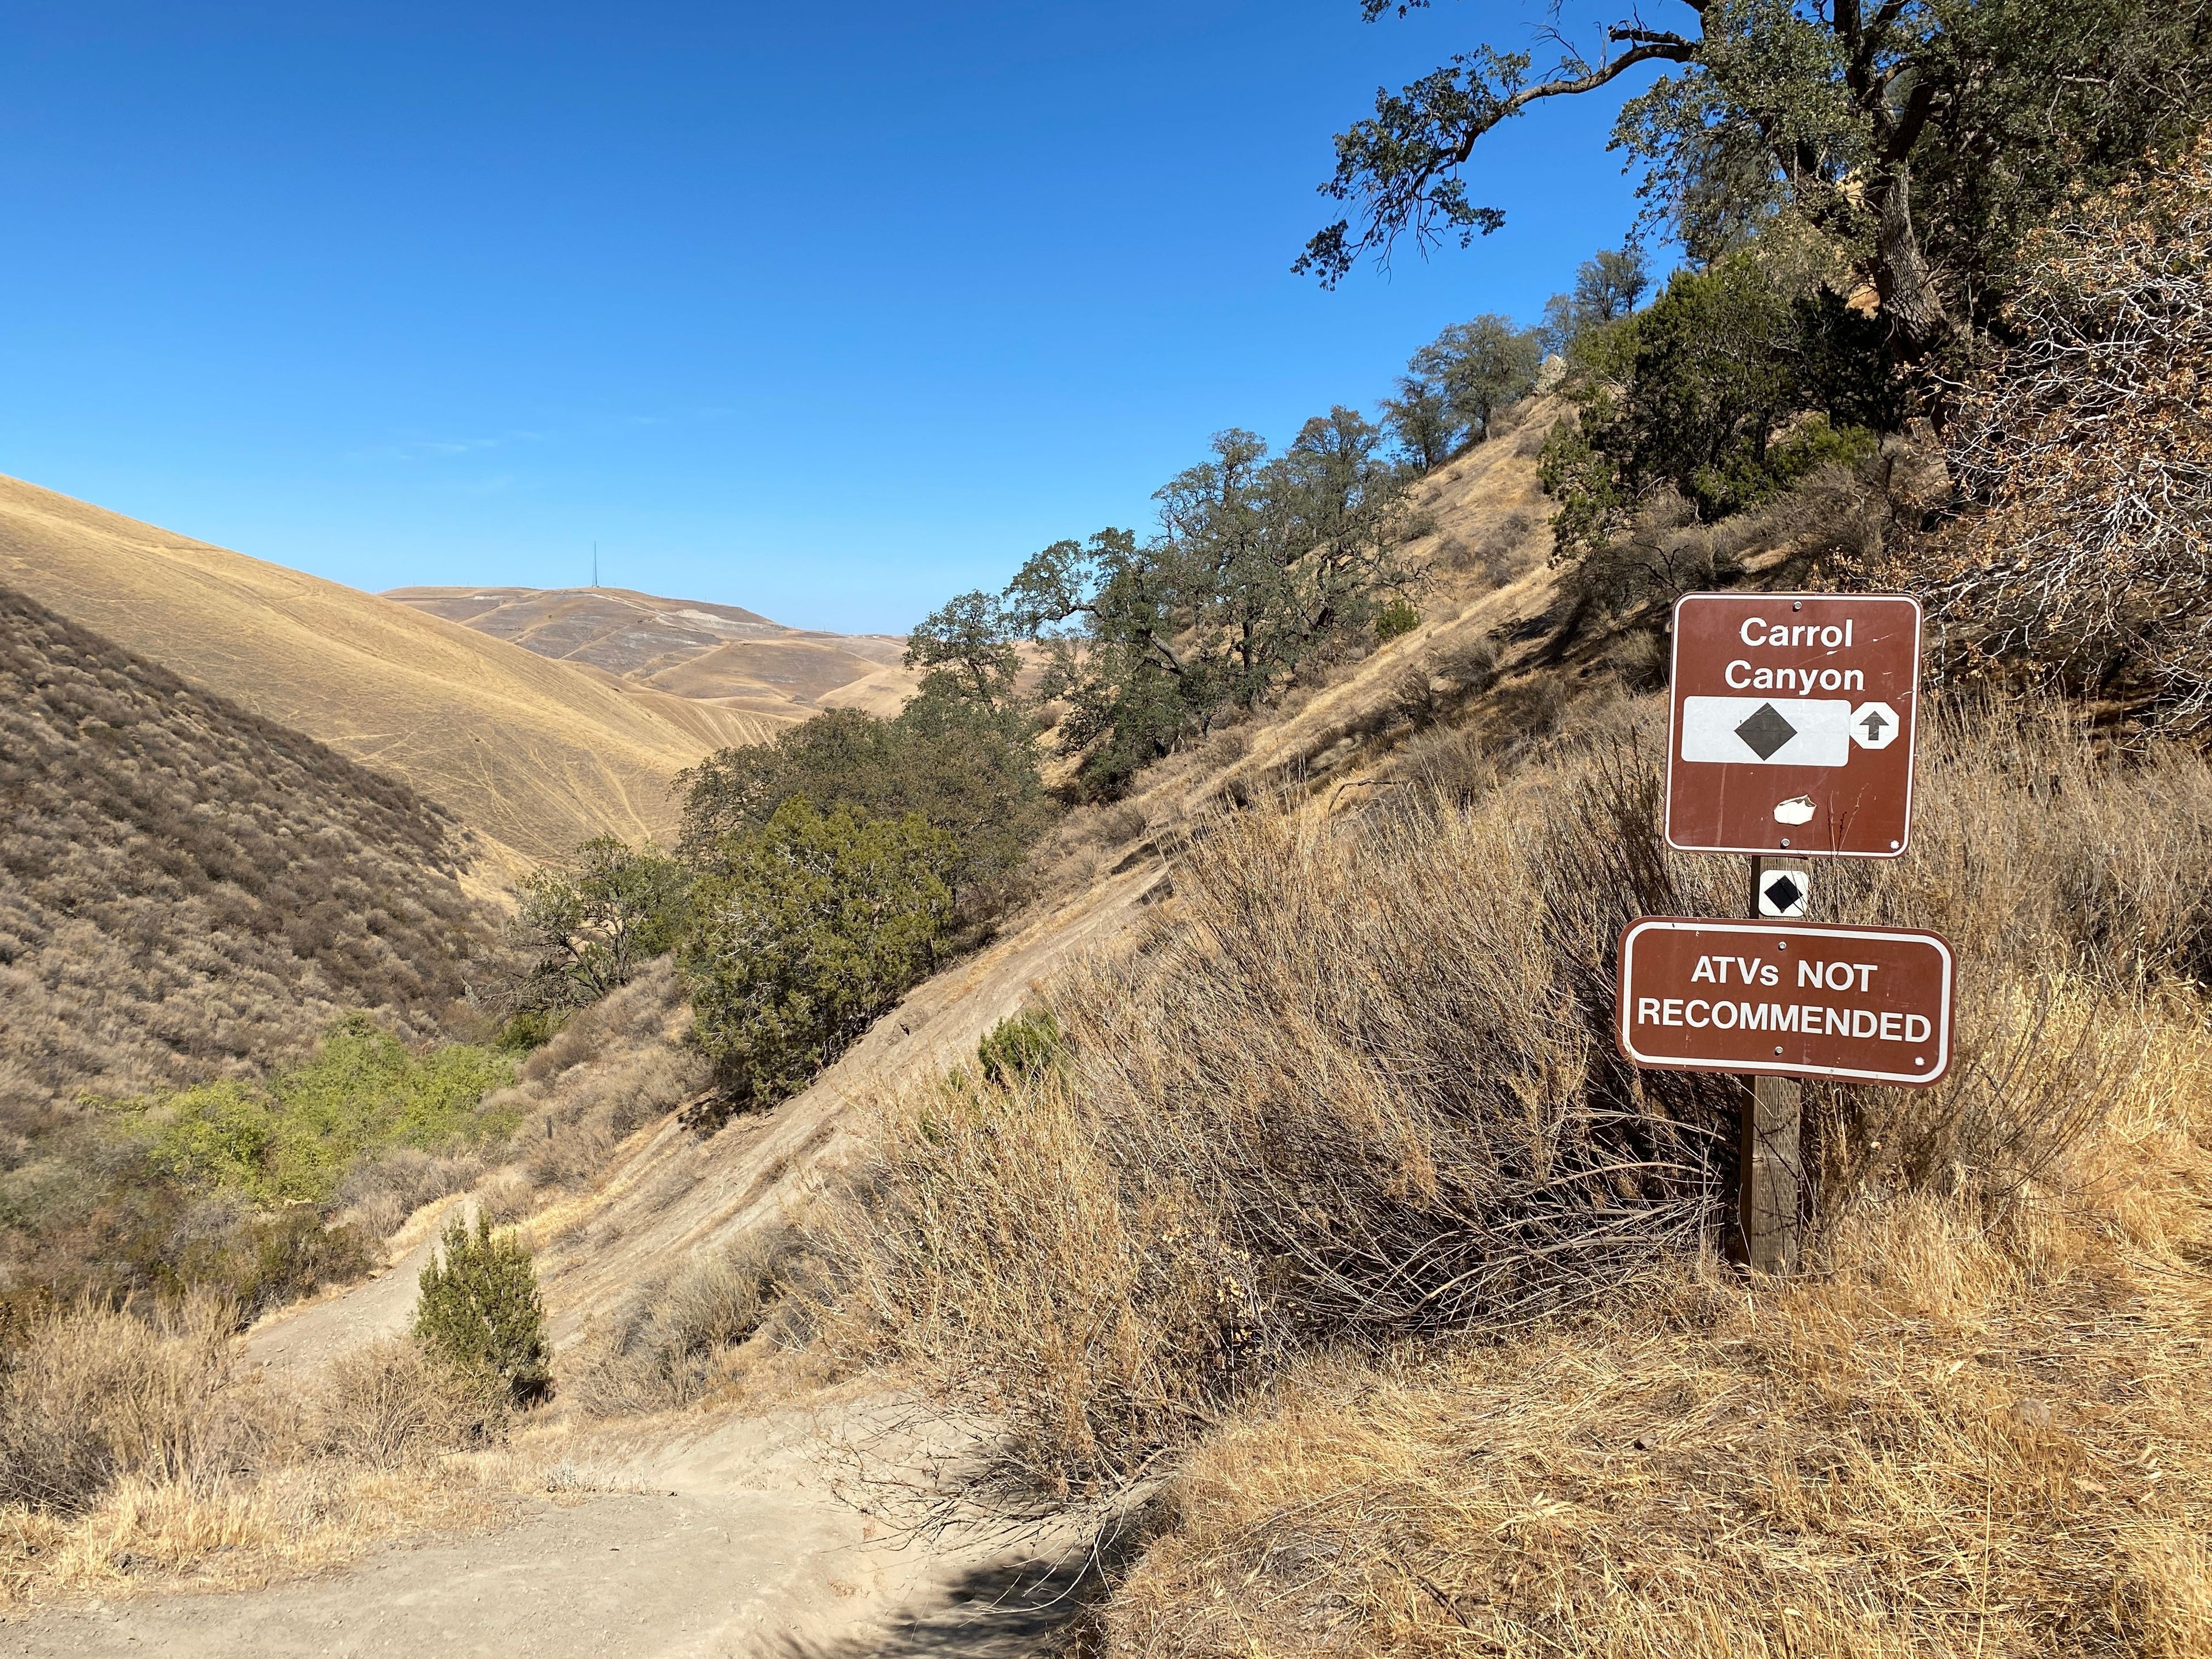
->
[1540, 244, 1651, 358]
[1412, 314, 1543, 445]
[1381, 371, 1457, 470]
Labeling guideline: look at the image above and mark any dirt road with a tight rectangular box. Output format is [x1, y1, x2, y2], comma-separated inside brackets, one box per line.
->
[2, 1407, 1089, 1658]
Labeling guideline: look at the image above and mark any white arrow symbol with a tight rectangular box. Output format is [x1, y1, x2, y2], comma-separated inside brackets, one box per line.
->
[1850, 701, 1902, 751]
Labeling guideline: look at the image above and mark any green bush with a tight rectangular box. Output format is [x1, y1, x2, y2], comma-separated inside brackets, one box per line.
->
[676, 695, 1051, 921]
[413, 1210, 551, 1406]
[122, 1018, 516, 1206]
[1374, 598, 1422, 644]
[977, 1009, 1065, 1088]
[680, 797, 956, 1114]
[1541, 251, 1893, 548]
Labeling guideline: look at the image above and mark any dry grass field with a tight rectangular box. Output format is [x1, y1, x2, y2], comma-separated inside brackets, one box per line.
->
[0, 475, 774, 870]
[812, 704, 2212, 1655]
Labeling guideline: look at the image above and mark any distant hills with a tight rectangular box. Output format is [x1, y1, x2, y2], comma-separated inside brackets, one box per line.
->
[0, 476, 802, 871]
[382, 586, 919, 722]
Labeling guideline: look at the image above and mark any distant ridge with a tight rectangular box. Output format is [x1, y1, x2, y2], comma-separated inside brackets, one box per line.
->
[384, 585, 921, 722]
[0, 475, 774, 871]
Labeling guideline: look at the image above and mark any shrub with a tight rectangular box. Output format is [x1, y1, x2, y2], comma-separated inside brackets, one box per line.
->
[810, 699, 2212, 1503]
[563, 1234, 790, 1418]
[976, 1009, 1065, 1088]
[316, 1336, 505, 1469]
[0, 1294, 238, 1514]
[1900, 139, 2212, 732]
[119, 1018, 516, 1207]
[412, 1211, 551, 1407]
[331, 1146, 487, 1241]
[680, 798, 956, 1115]
[1373, 597, 1421, 644]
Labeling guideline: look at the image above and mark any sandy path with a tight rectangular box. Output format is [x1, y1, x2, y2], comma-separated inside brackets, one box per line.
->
[2, 1408, 1087, 1658]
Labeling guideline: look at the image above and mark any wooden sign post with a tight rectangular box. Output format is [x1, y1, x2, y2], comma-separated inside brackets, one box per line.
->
[1748, 859, 1802, 1274]
[1631, 592, 1931, 1274]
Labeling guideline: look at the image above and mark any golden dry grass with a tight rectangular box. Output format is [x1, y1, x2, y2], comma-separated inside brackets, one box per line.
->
[1105, 1012, 2212, 1657]
[0, 473, 770, 869]
[0, 1301, 519, 1612]
[802, 694, 2212, 1652]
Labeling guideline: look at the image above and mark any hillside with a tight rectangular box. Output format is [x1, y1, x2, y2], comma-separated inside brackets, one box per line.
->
[0, 583, 502, 1136]
[382, 585, 919, 721]
[0, 476, 777, 870]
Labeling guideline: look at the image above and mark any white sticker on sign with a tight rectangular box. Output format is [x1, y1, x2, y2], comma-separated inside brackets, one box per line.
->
[1680, 696, 1852, 767]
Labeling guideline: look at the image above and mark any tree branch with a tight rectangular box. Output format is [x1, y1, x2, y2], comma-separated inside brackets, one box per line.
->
[1299, 33, 1699, 285]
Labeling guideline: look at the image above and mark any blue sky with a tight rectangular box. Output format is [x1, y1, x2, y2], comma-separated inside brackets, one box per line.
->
[0, 2, 1660, 633]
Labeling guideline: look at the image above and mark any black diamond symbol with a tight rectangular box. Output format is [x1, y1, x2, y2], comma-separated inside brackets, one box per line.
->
[1763, 875, 1804, 914]
[1735, 702, 1798, 760]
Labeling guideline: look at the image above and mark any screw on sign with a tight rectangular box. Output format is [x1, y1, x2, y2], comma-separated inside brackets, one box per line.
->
[1666, 593, 1921, 857]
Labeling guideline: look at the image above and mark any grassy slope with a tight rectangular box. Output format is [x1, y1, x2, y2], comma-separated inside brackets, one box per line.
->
[0, 475, 775, 870]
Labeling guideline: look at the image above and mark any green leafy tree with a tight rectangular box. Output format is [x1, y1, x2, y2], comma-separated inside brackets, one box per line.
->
[674, 696, 1050, 912]
[679, 798, 956, 1111]
[1539, 244, 1652, 357]
[1005, 417, 1421, 796]
[1410, 315, 1543, 445]
[1380, 372, 1457, 471]
[510, 838, 689, 1011]
[1540, 252, 1891, 543]
[414, 1210, 551, 1406]
[1298, 0, 2212, 355]
[903, 589, 1023, 710]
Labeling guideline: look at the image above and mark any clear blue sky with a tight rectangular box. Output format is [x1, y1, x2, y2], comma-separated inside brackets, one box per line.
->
[0, 2, 1658, 634]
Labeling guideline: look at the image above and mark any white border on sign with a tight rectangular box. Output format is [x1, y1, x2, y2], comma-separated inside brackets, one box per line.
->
[1662, 592, 1922, 859]
[1616, 916, 1953, 1086]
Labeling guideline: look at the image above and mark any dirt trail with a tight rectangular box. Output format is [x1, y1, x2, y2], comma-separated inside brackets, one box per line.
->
[2, 1407, 1089, 1658]
[2, 857, 1172, 1654]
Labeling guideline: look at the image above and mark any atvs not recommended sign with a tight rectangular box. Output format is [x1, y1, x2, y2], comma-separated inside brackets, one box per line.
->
[1616, 918, 1954, 1086]
[1666, 593, 1921, 857]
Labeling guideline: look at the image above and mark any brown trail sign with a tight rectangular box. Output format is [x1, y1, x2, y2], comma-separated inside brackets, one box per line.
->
[1616, 918, 1955, 1087]
[1629, 592, 1937, 1274]
[1666, 593, 1921, 858]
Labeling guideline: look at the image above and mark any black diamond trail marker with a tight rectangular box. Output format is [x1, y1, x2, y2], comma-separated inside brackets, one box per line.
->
[1735, 702, 1798, 761]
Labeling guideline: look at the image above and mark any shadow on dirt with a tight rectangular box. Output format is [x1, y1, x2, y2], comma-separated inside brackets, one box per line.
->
[770, 1534, 1136, 1658]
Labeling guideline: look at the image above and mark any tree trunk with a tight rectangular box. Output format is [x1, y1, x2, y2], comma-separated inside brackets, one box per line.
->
[1870, 160, 1949, 356]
